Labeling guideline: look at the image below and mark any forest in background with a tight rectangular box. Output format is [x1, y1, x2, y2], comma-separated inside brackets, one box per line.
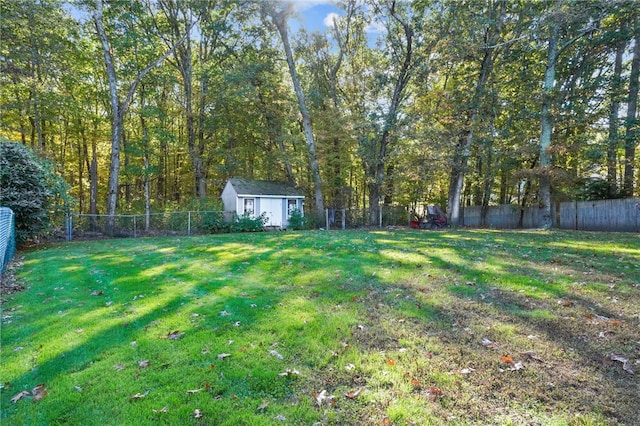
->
[1, 0, 639, 229]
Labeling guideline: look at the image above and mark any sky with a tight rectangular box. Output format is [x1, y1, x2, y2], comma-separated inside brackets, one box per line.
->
[287, 0, 342, 34]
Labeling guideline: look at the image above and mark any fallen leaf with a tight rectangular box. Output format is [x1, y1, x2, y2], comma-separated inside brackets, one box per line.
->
[166, 330, 184, 340]
[482, 338, 499, 349]
[278, 369, 300, 377]
[460, 367, 475, 375]
[609, 320, 621, 326]
[501, 355, 515, 365]
[314, 389, 335, 406]
[186, 388, 203, 394]
[217, 353, 231, 360]
[11, 390, 29, 403]
[91, 290, 103, 296]
[219, 310, 231, 316]
[387, 359, 396, 366]
[269, 350, 284, 360]
[138, 360, 150, 368]
[31, 384, 47, 402]
[345, 387, 364, 399]
[428, 387, 443, 396]
[561, 300, 574, 307]
[153, 406, 168, 413]
[610, 353, 634, 374]
[130, 391, 149, 401]
[114, 364, 126, 371]
[257, 400, 269, 411]
[193, 409, 203, 419]
[508, 362, 525, 371]
[410, 378, 420, 387]
[274, 414, 286, 421]
[520, 351, 544, 362]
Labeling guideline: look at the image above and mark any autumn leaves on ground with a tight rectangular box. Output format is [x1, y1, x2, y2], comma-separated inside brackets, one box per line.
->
[1, 229, 638, 425]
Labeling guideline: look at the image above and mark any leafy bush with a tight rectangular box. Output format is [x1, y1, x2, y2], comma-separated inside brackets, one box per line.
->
[0, 139, 72, 242]
[231, 212, 267, 232]
[287, 209, 308, 230]
[200, 210, 229, 233]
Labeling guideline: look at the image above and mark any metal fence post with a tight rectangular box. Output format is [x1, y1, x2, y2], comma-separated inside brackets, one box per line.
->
[341, 208, 346, 230]
[133, 215, 137, 238]
[188, 211, 191, 236]
[379, 207, 383, 228]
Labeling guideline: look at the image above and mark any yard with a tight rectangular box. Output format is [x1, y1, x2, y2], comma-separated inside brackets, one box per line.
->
[1, 229, 638, 425]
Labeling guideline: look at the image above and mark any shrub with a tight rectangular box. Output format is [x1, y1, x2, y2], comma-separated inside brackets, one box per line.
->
[0, 139, 72, 242]
[230, 212, 267, 232]
[287, 209, 308, 230]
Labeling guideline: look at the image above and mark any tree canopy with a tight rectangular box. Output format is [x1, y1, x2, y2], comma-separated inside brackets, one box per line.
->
[1, 0, 638, 228]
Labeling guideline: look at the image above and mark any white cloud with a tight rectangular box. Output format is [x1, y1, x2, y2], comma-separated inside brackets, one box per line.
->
[323, 12, 340, 28]
[364, 20, 386, 34]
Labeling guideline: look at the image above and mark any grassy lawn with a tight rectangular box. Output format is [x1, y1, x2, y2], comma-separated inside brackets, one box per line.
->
[1, 229, 639, 425]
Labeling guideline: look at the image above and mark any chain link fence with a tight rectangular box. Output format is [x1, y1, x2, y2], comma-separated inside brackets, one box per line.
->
[0, 207, 16, 275]
[66, 211, 235, 240]
[65, 206, 413, 240]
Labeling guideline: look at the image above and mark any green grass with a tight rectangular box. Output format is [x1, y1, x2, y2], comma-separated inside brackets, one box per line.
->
[1, 229, 639, 425]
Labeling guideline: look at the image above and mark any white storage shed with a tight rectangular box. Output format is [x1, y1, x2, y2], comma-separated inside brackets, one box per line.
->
[221, 178, 305, 229]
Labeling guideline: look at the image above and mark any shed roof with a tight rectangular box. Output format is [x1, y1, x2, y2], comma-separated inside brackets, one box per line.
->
[228, 178, 304, 197]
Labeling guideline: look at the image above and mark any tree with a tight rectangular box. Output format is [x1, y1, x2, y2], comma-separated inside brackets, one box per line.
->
[0, 139, 71, 242]
[622, 32, 639, 196]
[91, 0, 193, 233]
[446, 0, 507, 226]
[261, 0, 324, 213]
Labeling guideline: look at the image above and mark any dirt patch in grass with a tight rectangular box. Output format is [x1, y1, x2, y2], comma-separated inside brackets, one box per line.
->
[0, 257, 25, 304]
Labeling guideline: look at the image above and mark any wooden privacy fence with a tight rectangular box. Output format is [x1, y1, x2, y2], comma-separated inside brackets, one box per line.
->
[461, 198, 640, 232]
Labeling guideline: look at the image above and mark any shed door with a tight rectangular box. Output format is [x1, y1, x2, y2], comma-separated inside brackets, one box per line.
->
[261, 198, 282, 227]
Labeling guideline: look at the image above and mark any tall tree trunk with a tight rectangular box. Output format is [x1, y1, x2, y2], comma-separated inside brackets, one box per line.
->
[447, 0, 505, 225]
[623, 35, 640, 197]
[538, 21, 560, 229]
[607, 41, 624, 193]
[366, 1, 416, 226]
[268, 6, 324, 212]
[93, 0, 194, 233]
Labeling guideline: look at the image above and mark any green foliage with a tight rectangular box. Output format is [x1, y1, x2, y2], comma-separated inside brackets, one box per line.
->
[286, 208, 308, 230]
[230, 212, 267, 232]
[0, 139, 72, 242]
[199, 210, 229, 233]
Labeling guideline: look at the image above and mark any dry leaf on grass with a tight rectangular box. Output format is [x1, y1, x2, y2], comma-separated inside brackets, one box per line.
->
[193, 409, 203, 419]
[166, 330, 184, 340]
[217, 353, 231, 360]
[520, 351, 544, 362]
[130, 391, 149, 401]
[345, 387, 364, 399]
[609, 353, 634, 374]
[482, 338, 499, 349]
[153, 406, 168, 413]
[11, 390, 29, 403]
[187, 388, 203, 394]
[31, 384, 47, 402]
[314, 389, 335, 406]
[269, 350, 284, 360]
[278, 368, 300, 377]
[138, 360, 150, 368]
[257, 400, 269, 411]
[501, 355, 515, 365]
